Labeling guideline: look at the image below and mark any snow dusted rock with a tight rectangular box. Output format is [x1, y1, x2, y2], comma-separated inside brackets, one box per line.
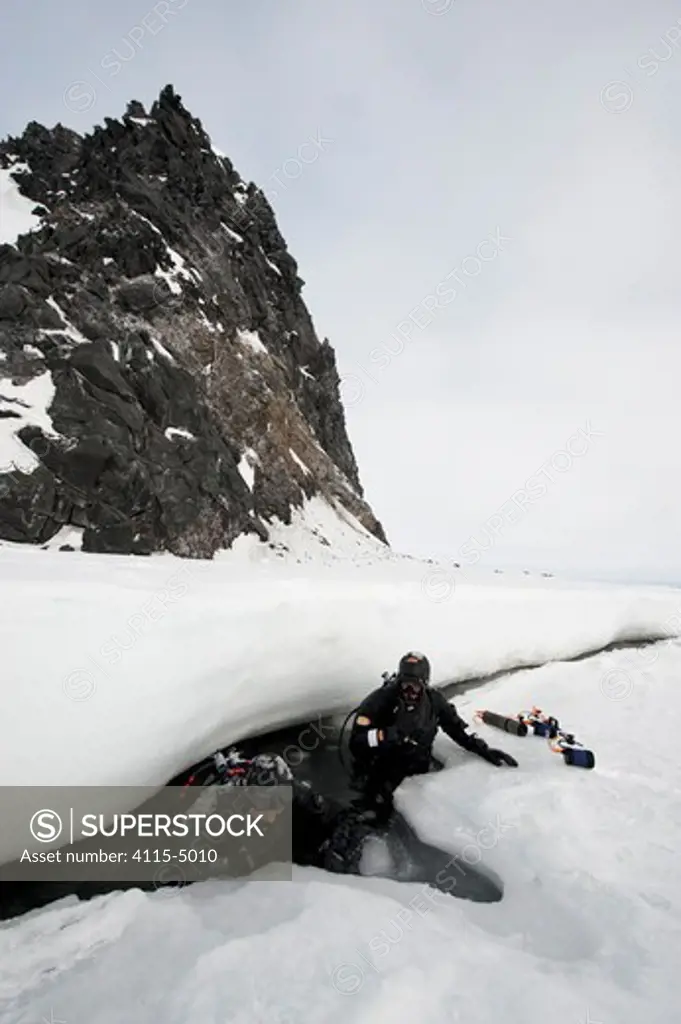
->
[0, 85, 386, 556]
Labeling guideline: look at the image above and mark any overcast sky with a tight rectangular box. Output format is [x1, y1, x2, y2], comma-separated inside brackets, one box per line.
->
[1, 0, 680, 582]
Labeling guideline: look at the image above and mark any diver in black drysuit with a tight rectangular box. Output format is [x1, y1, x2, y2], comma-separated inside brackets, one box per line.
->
[349, 651, 518, 822]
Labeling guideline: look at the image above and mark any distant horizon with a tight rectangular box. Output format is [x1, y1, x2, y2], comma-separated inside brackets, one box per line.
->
[406, 545, 681, 589]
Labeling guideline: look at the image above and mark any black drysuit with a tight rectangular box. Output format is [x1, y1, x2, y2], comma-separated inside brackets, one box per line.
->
[349, 681, 508, 815]
[290, 779, 372, 873]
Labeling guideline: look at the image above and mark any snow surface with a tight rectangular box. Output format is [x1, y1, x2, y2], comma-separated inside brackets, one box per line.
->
[1, 605, 680, 1022]
[0, 371, 60, 473]
[197, 310, 217, 333]
[40, 297, 90, 345]
[1, 494, 680, 1022]
[237, 449, 258, 490]
[150, 337, 176, 365]
[39, 526, 84, 550]
[288, 448, 310, 475]
[154, 255, 183, 295]
[130, 210, 200, 294]
[237, 328, 268, 356]
[165, 427, 196, 442]
[1, 491, 679, 863]
[259, 246, 282, 277]
[221, 223, 244, 244]
[0, 164, 43, 245]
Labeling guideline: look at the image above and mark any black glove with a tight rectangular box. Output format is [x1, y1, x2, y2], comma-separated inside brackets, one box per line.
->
[481, 747, 518, 767]
[467, 733, 518, 767]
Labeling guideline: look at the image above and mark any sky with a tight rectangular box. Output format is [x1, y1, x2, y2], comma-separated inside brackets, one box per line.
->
[1, 0, 680, 583]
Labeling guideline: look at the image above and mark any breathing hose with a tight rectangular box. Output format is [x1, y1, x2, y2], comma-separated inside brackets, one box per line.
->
[338, 705, 361, 775]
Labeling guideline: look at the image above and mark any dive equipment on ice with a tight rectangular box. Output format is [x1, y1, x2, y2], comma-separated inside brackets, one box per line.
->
[519, 707, 596, 769]
[474, 705, 596, 770]
[475, 710, 528, 736]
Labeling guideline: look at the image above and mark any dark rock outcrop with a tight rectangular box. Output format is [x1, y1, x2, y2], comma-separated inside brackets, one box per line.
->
[0, 86, 387, 556]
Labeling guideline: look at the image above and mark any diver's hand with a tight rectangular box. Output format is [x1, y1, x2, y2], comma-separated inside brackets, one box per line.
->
[482, 747, 518, 767]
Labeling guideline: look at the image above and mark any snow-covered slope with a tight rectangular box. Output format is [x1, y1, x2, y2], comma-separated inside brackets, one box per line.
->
[2, 641, 679, 1024]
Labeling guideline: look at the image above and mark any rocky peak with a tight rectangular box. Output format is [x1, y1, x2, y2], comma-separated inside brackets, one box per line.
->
[0, 85, 386, 556]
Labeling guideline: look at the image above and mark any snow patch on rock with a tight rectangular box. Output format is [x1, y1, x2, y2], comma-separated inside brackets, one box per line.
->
[0, 163, 43, 245]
